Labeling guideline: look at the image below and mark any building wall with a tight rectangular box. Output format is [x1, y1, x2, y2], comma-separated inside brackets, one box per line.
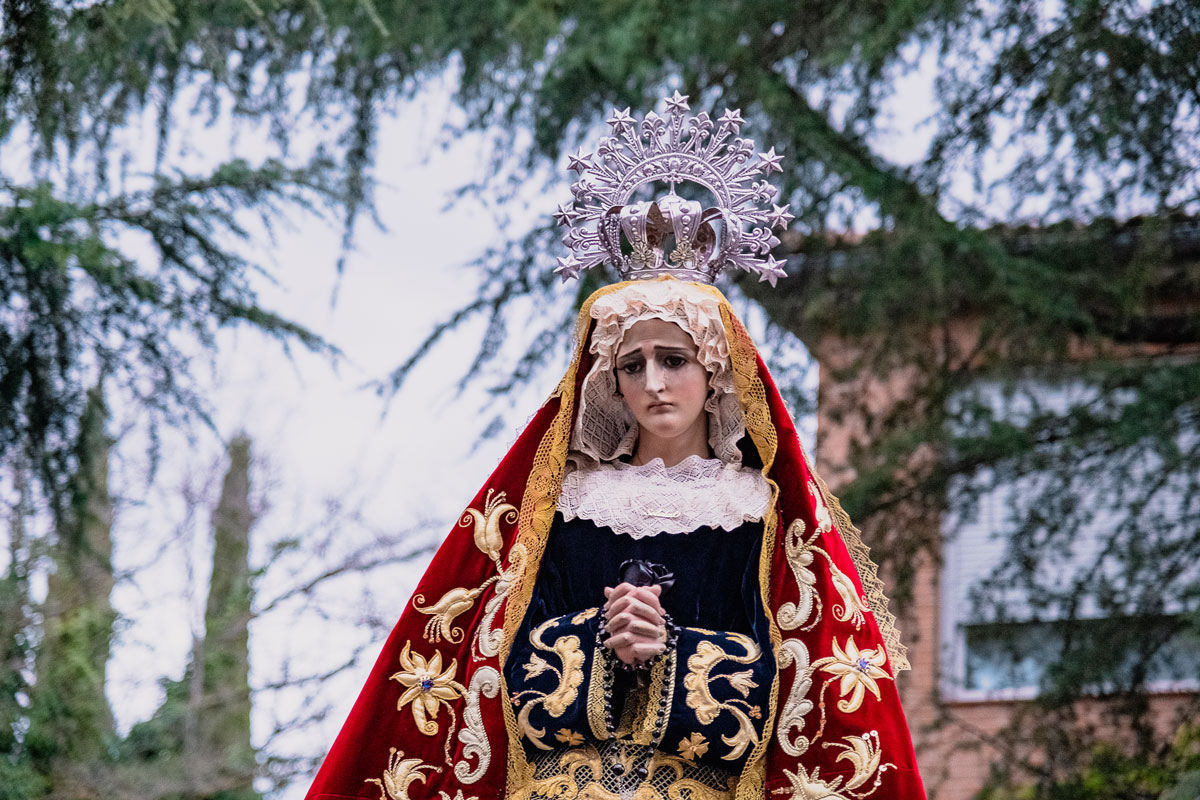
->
[811, 324, 1197, 800]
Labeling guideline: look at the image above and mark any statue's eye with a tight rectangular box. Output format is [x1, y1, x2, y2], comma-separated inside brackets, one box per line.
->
[663, 355, 687, 368]
[619, 361, 644, 375]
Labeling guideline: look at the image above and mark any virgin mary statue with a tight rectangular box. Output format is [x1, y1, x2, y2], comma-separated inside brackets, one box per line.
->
[306, 94, 926, 800]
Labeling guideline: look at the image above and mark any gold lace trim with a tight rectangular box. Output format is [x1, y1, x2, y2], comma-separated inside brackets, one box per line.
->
[520, 740, 736, 800]
[502, 281, 636, 796]
[797, 448, 910, 672]
[586, 647, 612, 742]
[721, 306, 778, 800]
[633, 647, 675, 747]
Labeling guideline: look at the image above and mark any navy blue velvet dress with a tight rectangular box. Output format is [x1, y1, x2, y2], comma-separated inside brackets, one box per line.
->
[504, 511, 776, 779]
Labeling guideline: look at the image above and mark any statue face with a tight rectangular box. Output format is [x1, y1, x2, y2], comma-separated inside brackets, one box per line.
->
[614, 318, 710, 448]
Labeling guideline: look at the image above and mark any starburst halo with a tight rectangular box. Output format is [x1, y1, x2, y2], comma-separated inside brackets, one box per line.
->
[554, 92, 794, 286]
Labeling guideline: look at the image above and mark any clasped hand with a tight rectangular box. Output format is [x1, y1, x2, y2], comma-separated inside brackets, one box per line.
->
[602, 582, 667, 667]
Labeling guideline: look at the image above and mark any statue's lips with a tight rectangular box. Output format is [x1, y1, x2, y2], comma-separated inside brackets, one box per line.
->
[647, 402, 673, 411]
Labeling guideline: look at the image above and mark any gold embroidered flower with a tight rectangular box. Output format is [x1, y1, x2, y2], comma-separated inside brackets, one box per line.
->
[678, 732, 710, 762]
[365, 748, 436, 800]
[389, 641, 465, 735]
[723, 669, 758, 697]
[523, 653, 551, 679]
[811, 636, 891, 714]
[555, 728, 585, 746]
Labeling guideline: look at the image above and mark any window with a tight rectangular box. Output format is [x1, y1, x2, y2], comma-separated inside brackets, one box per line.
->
[939, 376, 1200, 701]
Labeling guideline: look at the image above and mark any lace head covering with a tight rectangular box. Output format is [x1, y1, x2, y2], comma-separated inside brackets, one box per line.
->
[571, 279, 746, 463]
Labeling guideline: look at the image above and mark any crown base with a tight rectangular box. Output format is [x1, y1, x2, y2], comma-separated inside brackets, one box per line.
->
[618, 264, 720, 284]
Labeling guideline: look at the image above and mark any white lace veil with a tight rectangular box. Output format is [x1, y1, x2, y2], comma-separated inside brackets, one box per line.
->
[571, 280, 747, 464]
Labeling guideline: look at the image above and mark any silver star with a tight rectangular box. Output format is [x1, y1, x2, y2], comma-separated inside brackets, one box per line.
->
[757, 254, 787, 287]
[567, 147, 593, 173]
[554, 255, 582, 281]
[718, 108, 745, 128]
[758, 147, 784, 174]
[766, 203, 794, 229]
[553, 203, 578, 226]
[665, 91, 690, 114]
[607, 107, 634, 132]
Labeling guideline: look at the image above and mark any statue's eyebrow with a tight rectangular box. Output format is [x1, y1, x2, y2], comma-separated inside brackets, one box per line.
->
[616, 345, 692, 365]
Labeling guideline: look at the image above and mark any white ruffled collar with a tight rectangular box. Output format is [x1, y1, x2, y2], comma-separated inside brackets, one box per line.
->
[556, 455, 772, 539]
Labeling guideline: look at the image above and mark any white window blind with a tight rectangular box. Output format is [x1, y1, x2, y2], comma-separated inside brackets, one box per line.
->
[939, 377, 1200, 698]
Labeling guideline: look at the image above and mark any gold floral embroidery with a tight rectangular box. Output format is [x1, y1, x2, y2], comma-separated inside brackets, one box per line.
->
[519, 740, 735, 800]
[474, 543, 526, 661]
[521, 744, 605, 800]
[678, 732, 710, 762]
[572, 608, 598, 624]
[775, 765, 853, 800]
[777, 517, 819, 632]
[390, 642, 466, 736]
[454, 666, 500, 783]
[649, 747, 738, 800]
[365, 748, 438, 800]
[512, 614, 589, 749]
[463, 488, 519, 564]
[414, 581, 498, 644]
[779, 504, 871, 635]
[809, 480, 833, 535]
[555, 728, 585, 746]
[812, 636, 892, 714]
[829, 567, 871, 630]
[533, 620, 586, 716]
[800, 459, 910, 672]
[414, 489, 520, 647]
[773, 732, 892, 799]
[824, 731, 893, 793]
[774, 639, 813, 758]
[682, 632, 762, 761]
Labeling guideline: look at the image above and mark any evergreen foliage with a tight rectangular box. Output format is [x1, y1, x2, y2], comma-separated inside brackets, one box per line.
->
[25, 387, 116, 775]
[1, 0, 1197, 797]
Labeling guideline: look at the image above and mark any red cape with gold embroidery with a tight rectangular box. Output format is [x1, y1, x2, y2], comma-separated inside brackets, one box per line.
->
[306, 280, 926, 800]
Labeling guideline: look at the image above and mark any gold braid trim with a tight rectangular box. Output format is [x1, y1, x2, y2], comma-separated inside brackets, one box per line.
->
[500, 281, 638, 797]
[632, 647, 675, 747]
[721, 305, 780, 800]
[586, 648, 612, 742]
[797, 449, 911, 672]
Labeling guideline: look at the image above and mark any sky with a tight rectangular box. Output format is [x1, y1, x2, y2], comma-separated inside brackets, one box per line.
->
[101, 74, 558, 779]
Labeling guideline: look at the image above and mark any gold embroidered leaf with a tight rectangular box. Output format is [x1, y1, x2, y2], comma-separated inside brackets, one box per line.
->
[543, 635, 585, 716]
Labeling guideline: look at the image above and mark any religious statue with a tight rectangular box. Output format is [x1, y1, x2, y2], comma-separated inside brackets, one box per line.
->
[306, 93, 927, 800]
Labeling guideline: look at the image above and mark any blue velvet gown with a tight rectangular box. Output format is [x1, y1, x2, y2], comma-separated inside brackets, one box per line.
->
[504, 511, 776, 798]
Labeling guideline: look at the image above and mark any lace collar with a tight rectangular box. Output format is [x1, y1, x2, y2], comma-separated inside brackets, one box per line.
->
[556, 455, 772, 539]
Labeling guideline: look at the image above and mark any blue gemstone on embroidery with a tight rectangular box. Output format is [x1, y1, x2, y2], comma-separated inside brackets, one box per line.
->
[857, 657, 870, 672]
[420, 678, 434, 691]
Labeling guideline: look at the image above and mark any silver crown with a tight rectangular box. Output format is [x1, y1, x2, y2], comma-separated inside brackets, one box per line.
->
[553, 92, 794, 286]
